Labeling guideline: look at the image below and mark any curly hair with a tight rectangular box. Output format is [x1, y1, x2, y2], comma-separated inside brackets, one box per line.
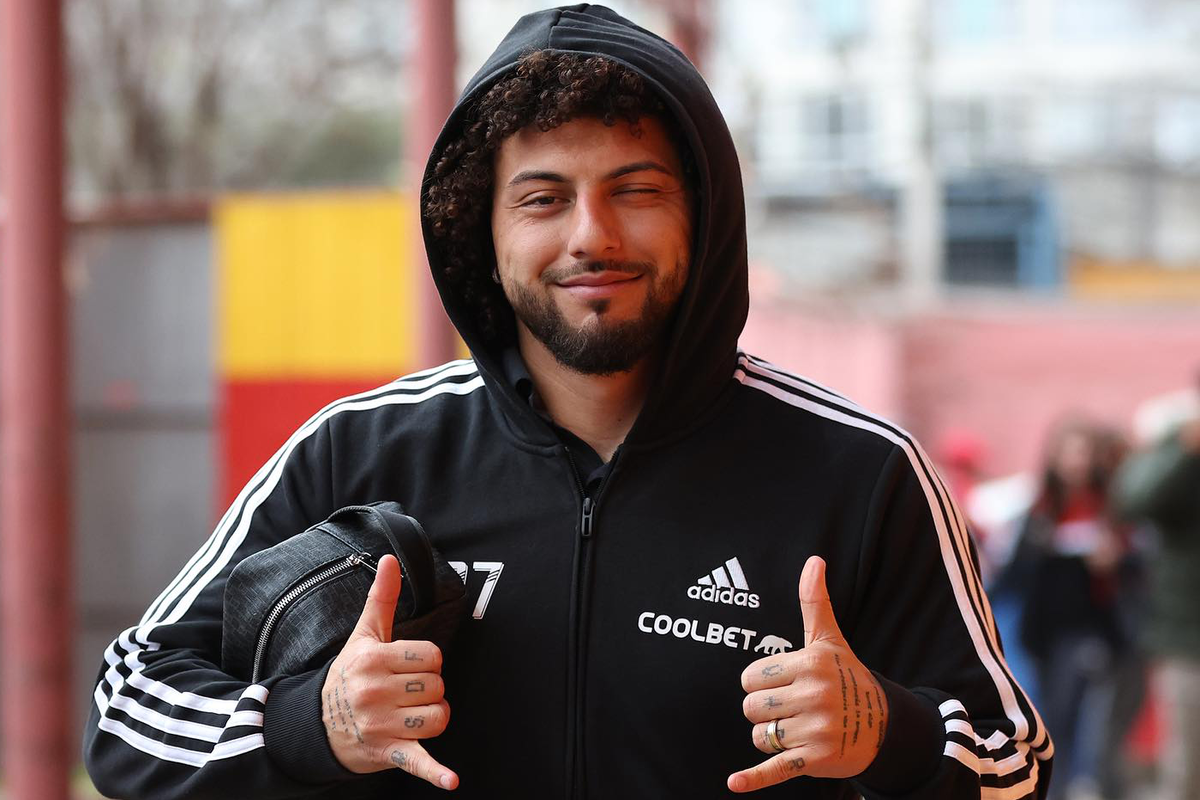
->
[423, 50, 694, 344]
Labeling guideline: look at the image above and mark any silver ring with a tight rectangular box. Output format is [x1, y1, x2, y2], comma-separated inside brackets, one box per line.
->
[765, 718, 786, 753]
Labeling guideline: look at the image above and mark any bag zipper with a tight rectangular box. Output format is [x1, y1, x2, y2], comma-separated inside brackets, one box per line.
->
[251, 551, 375, 682]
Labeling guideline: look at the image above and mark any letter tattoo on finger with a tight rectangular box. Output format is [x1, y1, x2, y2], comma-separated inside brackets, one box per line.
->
[391, 750, 409, 771]
[762, 664, 784, 678]
[404, 650, 422, 662]
[405, 679, 425, 693]
[765, 695, 782, 709]
[787, 756, 806, 773]
[404, 715, 425, 729]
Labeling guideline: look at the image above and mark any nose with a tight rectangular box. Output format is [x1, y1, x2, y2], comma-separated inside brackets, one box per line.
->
[566, 193, 620, 259]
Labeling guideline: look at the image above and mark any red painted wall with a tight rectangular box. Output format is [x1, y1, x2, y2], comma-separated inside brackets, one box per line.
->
[741, 298, 1200, 477]
[219, 378, 393, 509]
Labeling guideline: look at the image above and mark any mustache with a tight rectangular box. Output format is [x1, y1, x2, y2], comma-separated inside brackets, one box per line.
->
[541, 259, 655, 284]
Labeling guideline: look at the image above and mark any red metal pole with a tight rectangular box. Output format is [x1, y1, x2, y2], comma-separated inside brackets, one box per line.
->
[410, 0, 460, 368]
[0, 0, 72, 798]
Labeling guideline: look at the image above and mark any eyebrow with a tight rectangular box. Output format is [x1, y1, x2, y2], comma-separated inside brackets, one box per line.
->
[505, 160, 675, 188]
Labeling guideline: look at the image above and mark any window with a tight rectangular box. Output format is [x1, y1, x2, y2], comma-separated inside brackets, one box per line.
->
[802, 0, 868, 46]
[1156, 96, 1200, 168]
[1054, 0, 1154, 41]
[799, 93, 870, 174]
[933, 0, 1018, 45]
[935, 97, 1026, 170]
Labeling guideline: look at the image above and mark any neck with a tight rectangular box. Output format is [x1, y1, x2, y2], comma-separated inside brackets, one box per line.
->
[517, 326, 653, 462]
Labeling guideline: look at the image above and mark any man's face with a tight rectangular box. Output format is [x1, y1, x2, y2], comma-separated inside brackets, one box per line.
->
[491, 115, 692, 375]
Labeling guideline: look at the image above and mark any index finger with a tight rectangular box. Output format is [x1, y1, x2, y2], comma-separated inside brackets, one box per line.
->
[387, 740, 459, 790]
[740, 650, 815, 693]
[728, 750, 810, 793]
[381, 640, 443, 674]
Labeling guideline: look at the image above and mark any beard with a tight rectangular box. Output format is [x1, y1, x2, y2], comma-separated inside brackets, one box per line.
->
[505, 259, 687, 376]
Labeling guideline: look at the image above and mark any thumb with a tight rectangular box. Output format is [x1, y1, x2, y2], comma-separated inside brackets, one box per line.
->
[352, 554, 401, 643]
[799, 556, 844, 648]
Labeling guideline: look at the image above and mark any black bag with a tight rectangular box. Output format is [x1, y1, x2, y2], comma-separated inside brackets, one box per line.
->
[221, 502, 469, 683]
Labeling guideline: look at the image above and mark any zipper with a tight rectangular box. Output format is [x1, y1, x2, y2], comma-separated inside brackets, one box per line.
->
[561, 445, 620, 798]
[562, 447, 596, 538]
[580, 497, 595, 538]
[251, 552, 375, 682]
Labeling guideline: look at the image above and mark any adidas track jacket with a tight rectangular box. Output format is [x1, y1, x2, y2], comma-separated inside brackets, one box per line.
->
[83, 5, 1052, 798]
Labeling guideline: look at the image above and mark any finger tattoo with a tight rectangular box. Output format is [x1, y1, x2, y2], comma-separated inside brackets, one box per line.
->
[765, 695, 782, 709]
[404, 715, 425, 729]
[391, 750, 409, 771]
[405, 679, 425, 693]
[787, 756, 806, 773]
[404, 650, 423, 662]
[762, 664, 784, 678]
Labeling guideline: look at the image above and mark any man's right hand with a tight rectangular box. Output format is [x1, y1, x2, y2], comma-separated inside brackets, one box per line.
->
[321, 554, 459, 790]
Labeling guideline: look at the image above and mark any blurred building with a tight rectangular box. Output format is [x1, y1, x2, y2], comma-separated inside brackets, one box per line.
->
[710, 0, 1200, 295]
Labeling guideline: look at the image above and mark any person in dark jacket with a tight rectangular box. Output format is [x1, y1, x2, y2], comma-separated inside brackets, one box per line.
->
[83, 6, 1051, 798]
[999, 418, 1138, 800]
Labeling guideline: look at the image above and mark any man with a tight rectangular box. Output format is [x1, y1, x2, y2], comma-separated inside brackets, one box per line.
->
[84, 6, 1051, 798]
[1115, 379, 1200, 800]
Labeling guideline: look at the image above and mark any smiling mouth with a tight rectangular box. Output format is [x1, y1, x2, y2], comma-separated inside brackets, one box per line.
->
[556, 271, 642, 288]
[553, 272, 644, 304]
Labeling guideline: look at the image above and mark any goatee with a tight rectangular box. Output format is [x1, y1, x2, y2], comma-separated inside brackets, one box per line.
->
[505, 259, 686, 376]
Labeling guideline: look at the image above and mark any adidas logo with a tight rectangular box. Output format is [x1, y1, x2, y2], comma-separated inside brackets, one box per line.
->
[687, 557, 760, 608]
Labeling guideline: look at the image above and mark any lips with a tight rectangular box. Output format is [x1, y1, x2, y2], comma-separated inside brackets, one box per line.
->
[556, 271, 641, 287]
[553, 270, 644, 302]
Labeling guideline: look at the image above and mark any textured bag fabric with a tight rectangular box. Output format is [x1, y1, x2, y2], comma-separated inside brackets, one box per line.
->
[221, 502, 468, 682]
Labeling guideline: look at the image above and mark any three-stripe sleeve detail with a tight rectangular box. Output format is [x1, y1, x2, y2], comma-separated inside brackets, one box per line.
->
[734, 354, 1051, 794]
[92, 360, 483, 766]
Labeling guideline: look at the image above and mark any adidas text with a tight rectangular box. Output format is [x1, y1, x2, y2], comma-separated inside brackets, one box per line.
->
[688, 557, 760, 607]
[686, 585, 761, 608]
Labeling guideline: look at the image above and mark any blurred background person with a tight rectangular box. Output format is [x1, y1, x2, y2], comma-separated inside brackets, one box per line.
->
[994, 417, 1144, 800]
[1114, 373, 1200, 800]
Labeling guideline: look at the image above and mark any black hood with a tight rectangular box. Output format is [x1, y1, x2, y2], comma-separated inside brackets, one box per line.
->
[420, 3, 748, 450]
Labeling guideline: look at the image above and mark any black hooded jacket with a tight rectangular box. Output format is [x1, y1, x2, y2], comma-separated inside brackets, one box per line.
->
[83, 6, 1052, 798]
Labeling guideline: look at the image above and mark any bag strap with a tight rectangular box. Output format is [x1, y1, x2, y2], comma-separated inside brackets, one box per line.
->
[367, 504, 436, 618]
[320, 502, 437, 617]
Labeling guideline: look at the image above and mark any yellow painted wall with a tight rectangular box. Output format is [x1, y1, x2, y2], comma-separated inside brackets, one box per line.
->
[216, 192, 417, 379]
[1069, 256, 1200, 302]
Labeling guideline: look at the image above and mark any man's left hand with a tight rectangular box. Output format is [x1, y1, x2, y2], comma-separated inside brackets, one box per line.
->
[729, 556, 888, 793]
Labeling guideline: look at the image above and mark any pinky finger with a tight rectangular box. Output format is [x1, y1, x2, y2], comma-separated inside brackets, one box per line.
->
[386, 740, 459, 791]
[727, 750, 809, 793]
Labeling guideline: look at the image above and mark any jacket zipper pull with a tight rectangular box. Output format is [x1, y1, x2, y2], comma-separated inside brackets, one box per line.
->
[580, 496, 595, 538]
